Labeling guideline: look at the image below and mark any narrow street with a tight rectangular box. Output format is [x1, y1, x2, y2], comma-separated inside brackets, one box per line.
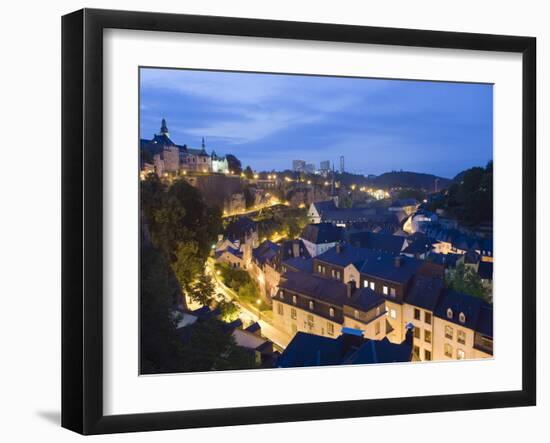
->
[205, 260, 292, 349]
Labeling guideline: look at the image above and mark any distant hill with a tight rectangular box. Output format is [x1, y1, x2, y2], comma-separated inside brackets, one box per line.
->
[368, 171, 451, 192]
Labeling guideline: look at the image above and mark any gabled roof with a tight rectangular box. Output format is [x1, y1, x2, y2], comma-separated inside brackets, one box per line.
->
[278, 271, 348, 306]
[300, 223, 343, 244]
[253, 240, 280, 265]
[225, 217, 257, 241]
[278, 331, 412, 368]
[283, 257, 314, 274]
[277, 332, 345, 367]
[359, 253, 424, 284]
[311, 200, 338, 214]
[279, 239, 311, 260]
[404, 275, 444, 311]
[433, 290, 492, 334]
[402, 235, 435, 255]
[344, 287, 385, 312]
[315, 244, 372, 268]
[348, 231, 406, 254]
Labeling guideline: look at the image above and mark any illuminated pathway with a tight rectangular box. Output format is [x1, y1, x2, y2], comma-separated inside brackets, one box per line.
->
[206, 260, 292, 349]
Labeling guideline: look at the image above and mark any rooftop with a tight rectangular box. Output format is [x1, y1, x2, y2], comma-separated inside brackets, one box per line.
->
[300, 223, 343, 244]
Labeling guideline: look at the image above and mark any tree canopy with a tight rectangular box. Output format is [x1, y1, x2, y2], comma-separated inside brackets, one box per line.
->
[445, 263, 491, 303]
[427, 162, 493, 226]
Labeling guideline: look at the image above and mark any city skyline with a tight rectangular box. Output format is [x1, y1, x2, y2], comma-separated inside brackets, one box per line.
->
[140, 68, 493, 179]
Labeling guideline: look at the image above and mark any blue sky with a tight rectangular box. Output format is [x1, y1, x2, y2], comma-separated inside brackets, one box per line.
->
[140, 68, 493, 179]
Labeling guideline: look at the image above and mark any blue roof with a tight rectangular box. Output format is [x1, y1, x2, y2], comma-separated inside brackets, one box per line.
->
[283, 257, 314, 274]
[434, 290, 492, 334]
[278, 332, 345, 367]
[300, 223, 343, 244]
[343, 287, 385, 312]
[348, 231, 406, 254]
[279, 271, 348, 305]
[253, 240, 280, 265]
[359, 253, 423, 284]
[316, 244, 373, 268]
[404, 275, 444, 311]
[278, 331, 413, 368]
[345, 338, 412, 364]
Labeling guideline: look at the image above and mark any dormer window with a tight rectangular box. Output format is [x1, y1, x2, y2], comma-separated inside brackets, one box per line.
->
[329, 307, 335, 318]
[309, 301, 314, 310]
[292, 295, 297, 305]
[447, 308, 453, 319]
[459, 312, 466, 324]
[354, 309, 359, 319]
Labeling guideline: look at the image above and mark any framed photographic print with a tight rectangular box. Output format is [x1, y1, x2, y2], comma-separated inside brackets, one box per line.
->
[61, 8, 536, 435]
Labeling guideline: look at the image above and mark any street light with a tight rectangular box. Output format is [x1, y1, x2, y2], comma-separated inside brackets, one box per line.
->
[256, 298, 262, 321]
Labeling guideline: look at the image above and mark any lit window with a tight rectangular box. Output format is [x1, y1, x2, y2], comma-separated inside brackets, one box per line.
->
[444, 343, 453, 358]
[425, 312, 432, 324]
[459, 312, 466, 323]
[354, 309, 359, 319]
[317, 265, 322, 273]
[447, 308, 453, 319]
[291, 308, 297, 320]
[445, 325, 454, 340]
[457, 349, 465, 360]
[424, 330, 432, 344]
[277, 303, 284, 315]
[309, 300, 314, 310]
[383, 286, 388, 295]
[327, 322, 334, 336]
[457, 330, 466, 345]
[329, 307, 335, 318]
[370, 282, 375, 290]
[292, 295, 297, 305]
[376, 306, 381, 316]
[364, 280, 369, 288]
[390, 287, 396, 297]
[414, 308, 421, 320]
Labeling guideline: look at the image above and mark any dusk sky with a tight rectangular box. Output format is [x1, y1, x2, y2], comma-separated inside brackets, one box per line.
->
[140, 68, 493, 179]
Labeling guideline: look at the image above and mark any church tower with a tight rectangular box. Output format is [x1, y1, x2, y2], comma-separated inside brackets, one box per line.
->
[159, 118, 170, 137]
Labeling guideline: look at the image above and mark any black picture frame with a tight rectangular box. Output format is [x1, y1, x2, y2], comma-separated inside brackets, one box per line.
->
[61, 8, 537, 435]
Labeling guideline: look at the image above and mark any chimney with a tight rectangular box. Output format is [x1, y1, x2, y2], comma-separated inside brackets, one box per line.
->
[394, 256, 403, 268]
[346, 280, 356, 298]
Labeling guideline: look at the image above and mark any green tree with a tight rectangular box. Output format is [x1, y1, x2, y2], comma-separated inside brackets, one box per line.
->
[188, 273, 216, 307]
[445, 263, 490, 302]
[179, 319, 257, 372]
[171, 241, 203, 294]
[396, 188, 426, 202]
[244, 165, 254, 179]
[218, 299, 240, 322]
[140, 244, 185, 374]
[226, 154, 242, 175]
